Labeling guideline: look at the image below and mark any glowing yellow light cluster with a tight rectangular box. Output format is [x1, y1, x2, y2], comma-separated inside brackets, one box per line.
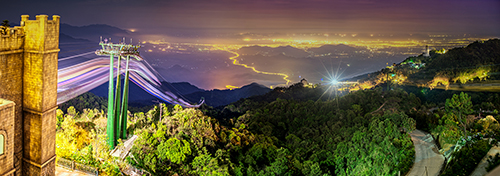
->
[427, 76, 450, 90]
[226, 85, 240, 90]
[452, 67, 490, 84]
[144, 36, 491, 91]
[349, 71, 407, 92]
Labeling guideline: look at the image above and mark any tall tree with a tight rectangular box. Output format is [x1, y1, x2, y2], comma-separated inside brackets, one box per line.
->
[445, 92, 473, 138]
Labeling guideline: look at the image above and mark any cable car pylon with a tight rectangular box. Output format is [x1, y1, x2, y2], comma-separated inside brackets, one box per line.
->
[95, 37, 141, 148]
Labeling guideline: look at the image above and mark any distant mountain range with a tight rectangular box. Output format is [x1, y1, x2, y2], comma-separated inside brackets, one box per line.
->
[307, 44, 361, 55]
[89, 80, 270, 107]
[183, 82, 271, 107]
[238, 45, 310, 58]
[57, 23, 271, 107]
[59, 33, 91, 43]
[237, 44, 364, 57]
[60, 23, 133, 43]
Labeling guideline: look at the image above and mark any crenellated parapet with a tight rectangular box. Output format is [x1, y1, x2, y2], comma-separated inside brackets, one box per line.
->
[22, 15, 60, 53]
[0, 14, 60, 53]
[0, 26, 24, 52]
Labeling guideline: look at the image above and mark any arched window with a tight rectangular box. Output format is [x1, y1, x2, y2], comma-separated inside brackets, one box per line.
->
[0, 134, 4, 155]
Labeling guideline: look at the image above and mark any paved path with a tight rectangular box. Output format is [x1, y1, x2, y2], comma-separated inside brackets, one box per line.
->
[111, 135, 138, 159]
[472, 145, 500, 176]
[486, 161, 500, 176]
[55, 166, 92, 176]
[407, 130, 445, 176]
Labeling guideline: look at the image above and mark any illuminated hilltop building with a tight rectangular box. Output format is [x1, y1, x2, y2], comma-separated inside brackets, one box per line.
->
[423, 45, 430, 57]
[0, 15, 59, 176]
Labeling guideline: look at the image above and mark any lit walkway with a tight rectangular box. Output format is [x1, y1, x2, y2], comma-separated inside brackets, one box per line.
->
[472, 145, 500, 176]
[407, 129, 445, 176]
[56, 166, 92, 176]
[111, 135, 138, 159]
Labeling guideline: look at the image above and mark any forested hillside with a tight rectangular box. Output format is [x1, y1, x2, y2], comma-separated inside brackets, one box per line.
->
[56, 78, 500, 175]
[346, 39, 500, 92]
[53, 38, 500, 175]
[128, 86, 418, 175]
[423, 39, 500, 76]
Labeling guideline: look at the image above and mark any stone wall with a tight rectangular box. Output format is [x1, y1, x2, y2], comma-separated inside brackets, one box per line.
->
[0, 17, 26, 176]
[0, 99, 15, 176]
[0, 14, 59, 176]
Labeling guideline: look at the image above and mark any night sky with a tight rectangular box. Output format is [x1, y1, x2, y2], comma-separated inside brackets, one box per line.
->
[2, 0, 500, 36]
[3, 0, 500, 90]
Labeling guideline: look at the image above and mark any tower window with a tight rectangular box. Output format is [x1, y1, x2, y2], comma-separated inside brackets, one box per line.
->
[0, 134, 4, 155]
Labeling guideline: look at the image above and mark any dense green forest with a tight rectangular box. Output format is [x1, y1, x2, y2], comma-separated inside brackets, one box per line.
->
[55, 80, 500, 175]
[57, 83, 422, 175]
[128, 86, 417, 175]
[54, 39, 500, 175]
[59, 92, 154, 113]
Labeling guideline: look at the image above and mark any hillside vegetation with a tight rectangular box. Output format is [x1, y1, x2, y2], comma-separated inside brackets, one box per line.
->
[350, 39, 500, 91]
[130, 85, 418, 175]
[53, 39, 500, 175]
[57, 83, 421, 175]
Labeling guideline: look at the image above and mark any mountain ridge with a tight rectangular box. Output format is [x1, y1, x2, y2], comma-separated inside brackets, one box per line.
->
[88, 79, 270, 107]
[60, 23, 133, 42]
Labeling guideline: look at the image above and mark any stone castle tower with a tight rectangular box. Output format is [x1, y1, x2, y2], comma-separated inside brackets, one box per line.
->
[0, 14, 59, 176]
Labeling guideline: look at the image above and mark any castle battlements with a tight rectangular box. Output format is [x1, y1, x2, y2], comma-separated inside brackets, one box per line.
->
[0, 14, 59, 176]
[0, 14, 60, 53]
[0, 26, 24, 36]
[22, 15, 60, 52]
[0, 26, 24, 52]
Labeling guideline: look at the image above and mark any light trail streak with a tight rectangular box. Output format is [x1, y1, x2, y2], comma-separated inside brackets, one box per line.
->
[216, 47, 291, 86]
[59, 51, 95, 61]
[57, 55, 203, 107]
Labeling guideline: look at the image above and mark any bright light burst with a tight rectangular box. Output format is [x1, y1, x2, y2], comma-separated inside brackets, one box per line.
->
[316, 60, 353, 101]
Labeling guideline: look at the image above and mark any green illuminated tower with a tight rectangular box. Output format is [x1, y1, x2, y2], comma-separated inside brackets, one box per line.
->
[96, 39, 140, 148]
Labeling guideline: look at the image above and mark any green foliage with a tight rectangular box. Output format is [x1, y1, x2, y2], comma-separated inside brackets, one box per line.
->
[60, 82, 451, 176]
[332, 114, 415, 176]
[233, 89, 418, 175]
[301, 160, 325, 176]
[441, 137, 492, 176]
[190, 148, 230, 176]
[487, 153, 500, 172]
[55, 39, 500, 175]
[444, 92, 473, 138]
[123, 88, 420, 175]
[55, 106, 122, 175]
[432, 92, 476, 148]
[56, 109, 64, 130]
[59, 92, 154, 114]
[157, 138, 191, 164]
[59, 92, 108, 113]
[130, 107, 235, 175]
[419, 39, 500, 80]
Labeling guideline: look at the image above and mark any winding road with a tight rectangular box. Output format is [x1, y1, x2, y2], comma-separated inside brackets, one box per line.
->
[407, 129, 445, 176]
